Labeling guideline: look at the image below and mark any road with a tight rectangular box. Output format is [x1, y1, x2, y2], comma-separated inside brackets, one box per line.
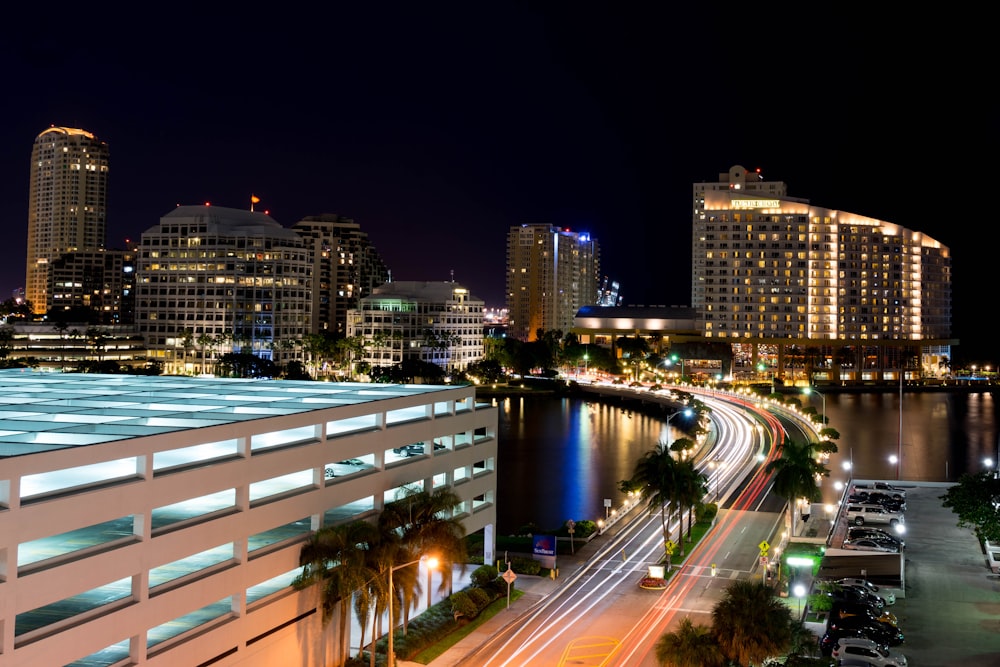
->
[461, 390, 803, 666]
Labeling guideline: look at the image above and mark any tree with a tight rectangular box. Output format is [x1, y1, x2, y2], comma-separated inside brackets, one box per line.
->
[764, 439, 828, 537]
[940, 471, 1000, 543]
[711, 579, 794, 666]
[631, 443, 679, 562]
[379, 487, 468, 631]
[672, 458, 708, 550]
[294, 520, 382, 666]
[654, 616, 725, 667]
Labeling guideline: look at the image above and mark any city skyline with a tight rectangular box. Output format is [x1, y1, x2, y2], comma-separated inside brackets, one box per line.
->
[1, 7, 995, 364]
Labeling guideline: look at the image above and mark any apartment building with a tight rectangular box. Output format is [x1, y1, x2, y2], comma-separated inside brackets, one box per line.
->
[506, 223, 600, 341]
[25, 127, 110, 315]
[134, 205, 311, 374]
[347, 281, 485, 373]
[290, 214, 389, 337]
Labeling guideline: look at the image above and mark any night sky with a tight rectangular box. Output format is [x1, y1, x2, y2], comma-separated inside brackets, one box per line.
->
[1, 7, 995, 364]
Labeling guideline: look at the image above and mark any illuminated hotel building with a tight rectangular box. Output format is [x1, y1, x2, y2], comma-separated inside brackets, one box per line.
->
[691, 165, 952, 381]
[347, 281, 485, 373]
[25, 127, 110, 315]
[0, 371, 498, 667]
[135, 205, 311, 374]
[505, 224, 600, 341]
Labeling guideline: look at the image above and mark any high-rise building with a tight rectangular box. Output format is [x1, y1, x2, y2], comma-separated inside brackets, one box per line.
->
[135, 205, 311, 374]
[290, 214, 389, 336]
[25, 127, 110, 315]
[48, 247, 136, 325]
[505, 223, 600, 341]
[347, 280, 485, 373]
[691, 164, 951, 349]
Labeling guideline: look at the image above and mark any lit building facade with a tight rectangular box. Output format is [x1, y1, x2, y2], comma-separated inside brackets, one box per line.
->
[25, 127, 110, 315]
[0, 371, 498, 667]
[347, 281, 485, 373]
[505, 224, 600, 341]
[135, 206, 311, 374]
[48, 247, 136, 325]
[291, 215, 389, 337]
[689, 165, 953, 381]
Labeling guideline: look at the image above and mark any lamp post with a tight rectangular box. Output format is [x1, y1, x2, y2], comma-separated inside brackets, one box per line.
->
[388, 556, 438, 667]
[670, 354, 685, 382]
[802, 386, 826, 426]
[792, 582, 807, 620]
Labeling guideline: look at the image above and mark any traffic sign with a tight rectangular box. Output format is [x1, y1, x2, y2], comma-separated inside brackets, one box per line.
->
[664, 540, 676, 554]
[760, 556, 769, 567]
[502, 568, 517, 584]
[758, 540, 770, 553]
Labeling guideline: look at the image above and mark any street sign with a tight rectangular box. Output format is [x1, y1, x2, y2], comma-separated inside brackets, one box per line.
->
[760, 556, 769, 567]
[502, 568, 517, 584]
[664, 540, 676, 554]
[758, 540, 770, 553]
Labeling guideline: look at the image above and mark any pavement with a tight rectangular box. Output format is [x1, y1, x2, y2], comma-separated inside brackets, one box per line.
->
[407, 483, 1000, 667]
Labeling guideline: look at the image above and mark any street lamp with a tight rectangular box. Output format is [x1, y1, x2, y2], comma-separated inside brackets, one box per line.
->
[388, 555, 438, 667]
[888, 454, 899, 480]
[792, 582, 807, 620]
[802, 386, 826, 426]
[708, 456, 724, 502]
[670, 354, 685, 382]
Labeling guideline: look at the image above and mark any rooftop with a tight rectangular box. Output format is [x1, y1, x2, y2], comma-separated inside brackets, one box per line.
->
[0, 370, 456, 457]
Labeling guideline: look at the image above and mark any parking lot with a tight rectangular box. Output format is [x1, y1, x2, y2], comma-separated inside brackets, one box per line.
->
[824, 483, 1000, 666]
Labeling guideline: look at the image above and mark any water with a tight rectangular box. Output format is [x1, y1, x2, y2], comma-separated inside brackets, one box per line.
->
[492, 390, 1000, 535]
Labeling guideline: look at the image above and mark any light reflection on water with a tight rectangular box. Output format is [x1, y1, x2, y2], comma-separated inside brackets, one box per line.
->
[494, 391, 999, 535]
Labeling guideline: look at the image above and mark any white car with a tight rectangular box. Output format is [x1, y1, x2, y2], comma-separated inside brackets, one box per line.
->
[836, 578, 896, 605]
[845, 503, 905, 528]
[831, 637, 907, 666]
[842, 538, 899, 553]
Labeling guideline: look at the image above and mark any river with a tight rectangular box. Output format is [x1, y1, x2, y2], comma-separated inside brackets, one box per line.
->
[491, 389, 1000, 535]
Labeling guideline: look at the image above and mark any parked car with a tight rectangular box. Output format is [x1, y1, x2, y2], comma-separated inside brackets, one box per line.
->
[820, 629, 870, 657]
[830, 601, 899, 626]
[836, 578, 896, 605]
[845, 503, 905, 527]
[825, 585, 886, 610]
[859, 491, 907, 512]
[842, 538, 900, 554]
[831, 637, 907, 666]
[393, 443, 427, 456]
[854, 482, 906, 501]
[828, 615, 904, 646]
[846, 527, 905, 549]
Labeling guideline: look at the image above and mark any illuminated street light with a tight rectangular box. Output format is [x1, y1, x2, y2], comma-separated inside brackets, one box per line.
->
[802, 386, 826, 426]
[388, 555, 438, 667]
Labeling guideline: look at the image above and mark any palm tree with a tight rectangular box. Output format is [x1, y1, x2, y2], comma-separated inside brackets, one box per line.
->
[764, 439, 829, 536]
[379, 487, 468, 631]
[294, 520, 382, 666]
[654, 616, 725, 667]
[631, 443, 679, 562]
[673, 458, 708, 551]
[711, 579, 794, 666]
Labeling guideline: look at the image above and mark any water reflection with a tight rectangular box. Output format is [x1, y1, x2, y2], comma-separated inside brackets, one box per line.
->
[494, 391, 999, 536]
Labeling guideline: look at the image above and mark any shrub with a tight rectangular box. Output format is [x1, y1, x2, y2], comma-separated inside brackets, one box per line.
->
[511, 556, 541, 575]
[449, 590, 478, 620]
[467, 587, 492, 609]
[470, 564, 499, 588]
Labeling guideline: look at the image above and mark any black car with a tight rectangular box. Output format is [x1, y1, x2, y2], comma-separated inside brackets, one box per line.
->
[826, 585, 886, 610]
[847, 526, 906, 549]
[827, 614, 904, 646]
[848, 491, 906, 512]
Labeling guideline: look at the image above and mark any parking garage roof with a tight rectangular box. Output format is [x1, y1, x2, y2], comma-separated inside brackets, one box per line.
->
[0, 370, 457, 457]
